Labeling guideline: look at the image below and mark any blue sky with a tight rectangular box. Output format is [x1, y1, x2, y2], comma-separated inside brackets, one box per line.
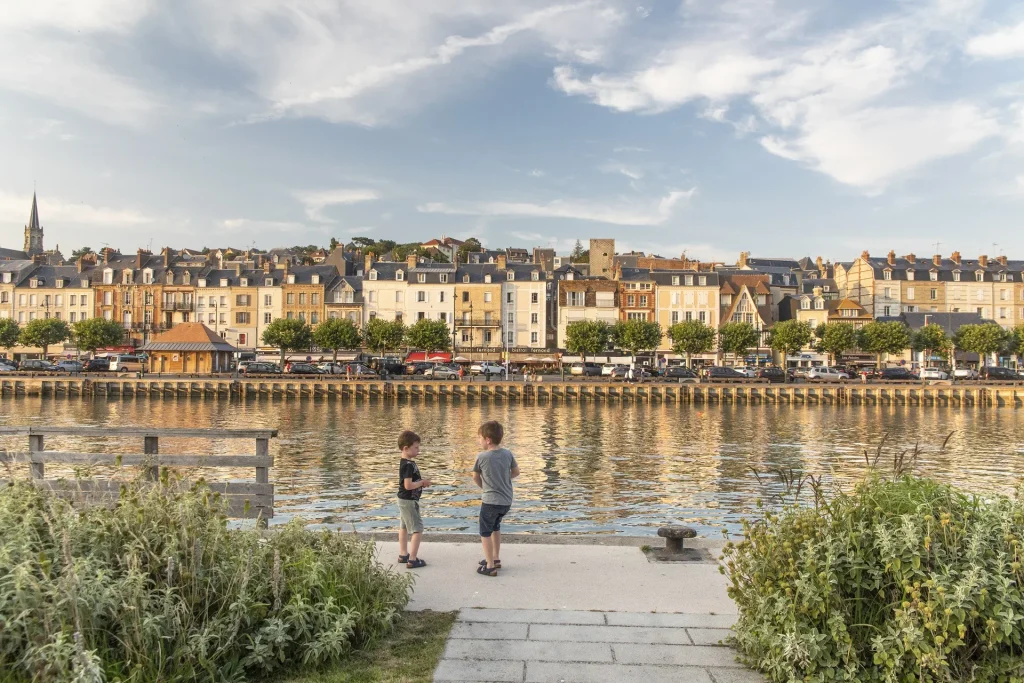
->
[3, 0, 1024, 263]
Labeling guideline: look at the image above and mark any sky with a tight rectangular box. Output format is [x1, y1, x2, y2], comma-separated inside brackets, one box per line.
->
[3, 0, 1024, 264]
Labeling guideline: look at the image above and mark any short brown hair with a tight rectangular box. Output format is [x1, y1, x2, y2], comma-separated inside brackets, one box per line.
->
[478, 421, 504, 445]
[397, 430, 420, 450]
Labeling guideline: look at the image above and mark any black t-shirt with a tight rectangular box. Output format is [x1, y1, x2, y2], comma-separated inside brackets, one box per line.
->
[398, 459, 422, 500]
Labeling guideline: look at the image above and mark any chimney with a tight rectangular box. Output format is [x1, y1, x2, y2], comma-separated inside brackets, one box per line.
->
[979, 254, 988, 268]
[136, 248, 145, 269]
[905, 253, 916, 264]
[951, 250, 961, 265]
[32, 254, 44, 265]
[102, 249, 110, 264]
[162, 247, 172, 268]
[364, 253, 375, 274]
[739, 251, 749, 268]
[77, 256, 85, 273]
[407, 253, 419, 270]
[282, 259, 289, 275]
[998, 255, 1007, 266]
[496, 254, 507, 270]
[813, 286, 823, 298]
[263, 259, 272, 274]
[887, 250, 896, 265]
[933, 254, 941, 267]
[234, 262, 243, 276]
[815, 256, 823, 273]
[860, 250, 870, 260]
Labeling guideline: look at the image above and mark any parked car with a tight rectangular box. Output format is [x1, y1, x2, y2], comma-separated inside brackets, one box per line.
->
[83, 357, 110, 373]
[425, 364, 461, 380]
[608, 365, 630, 381]
[601, 363, 618, 377]
[287, 362, 321, 375]
[980, 366, 1019, 381]
[662, 366, 699, 382]
[0, 362, 16, 372]
[919, 367, 949, 380]
[19, 359, 56, 372]
[705, 366, 746, 381]
[55, 360, 84, 373]
[471, 361, 508, 377]
[369, 357, 405, 375]
[0, 358, 17, 369]
[806, 367, 850, 381]
[108, 354, 144, 373]
[733, 366, 759, 378]
[405, 361, 434, 375]
[317, 362, 350, 375]
[877, 367, 918, 381]
[243, 362, 282, 374]
[787, 367, 808, 382]
[628, 366, 656, 381]
[349, 364, 378, 378]
[952, 367, 979, 380]
[569, 362, 602, 377]
[755, 367, 786, 383]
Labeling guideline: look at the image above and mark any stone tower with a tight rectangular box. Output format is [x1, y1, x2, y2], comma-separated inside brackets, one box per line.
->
[589, 238, 615, 278]
[23, 193, 43, 257]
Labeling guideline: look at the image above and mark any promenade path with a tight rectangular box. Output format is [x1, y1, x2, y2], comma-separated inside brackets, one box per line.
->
[373, 535, 766, 683]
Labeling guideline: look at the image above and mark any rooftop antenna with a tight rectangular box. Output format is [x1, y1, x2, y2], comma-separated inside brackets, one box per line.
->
[993, 242, 1003, 256]
[933, 241, 941, 255]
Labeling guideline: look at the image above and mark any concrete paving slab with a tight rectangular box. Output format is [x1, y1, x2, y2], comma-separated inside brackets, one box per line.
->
[706, 667, 769, 682]
[613, 643, 742, 668]
[687, 627, 732, 646]
[605, 612, 736, 629]
[444, 638, 614, 663]
[524, 661, 714, 683]
[529, 624, 693, 645]
[450, 622, 529, 641]
[433, 658, 525, 682]
[379, 541, 734, 614]
[459, 607, 607, 625]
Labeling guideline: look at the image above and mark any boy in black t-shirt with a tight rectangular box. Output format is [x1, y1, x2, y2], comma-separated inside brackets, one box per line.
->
[397, 430, 431, 569]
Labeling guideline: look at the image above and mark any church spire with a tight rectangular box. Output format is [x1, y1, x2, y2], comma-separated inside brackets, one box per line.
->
[24, 192, 43, 257]
[28, 193, 39, 231]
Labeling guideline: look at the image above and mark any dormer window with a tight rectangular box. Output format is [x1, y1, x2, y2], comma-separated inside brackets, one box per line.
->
[240, 278, 248, 287]
[953, 271, 961, 282]
[883, 270, 891, 280]
[906, 270, 915, 281]
[417, 274, 426, 283]
[532, 271, 539, 281]
[55, 280, 63, 289]
[976, 271, 984, 282]
[198, 278, 207, 288]
[123, 270, 132, 285]
[265, 278, 274, 287]
[485, 274, 492, 284]
[814, 299, 824, 310]
[672, 276, 680, 286]
[220, 279, 228, 287]
[698, 276, 706, 286]
[801, 299, 810, 310]
[103, 269, 113, 285]
[567, 272, 574, 281]
[29, 278, 38, 288]
[80, 279, 89, 288]
[287, 274, 296, 285]
[369, 270, 378, 280]
[396, 270, 404, 281]
[999, 273, 1007, 282]
[311, 274, 320, 285]
[463, 274, 470, 283]
[507, 270, 515, 281]
[142, 269, 153, 284]
[183, 271, 191, 284]
[1, 273, 9, 284]
[440, 273, 448, 283]
[166, 272, 174, 284]
[930, 271, 938, 281]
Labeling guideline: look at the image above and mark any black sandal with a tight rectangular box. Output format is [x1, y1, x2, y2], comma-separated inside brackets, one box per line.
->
[479, 559, 502, 569]
[398, 554, 409, 563]
[477, 564, 498, 577]
[407, 558, 426, 569]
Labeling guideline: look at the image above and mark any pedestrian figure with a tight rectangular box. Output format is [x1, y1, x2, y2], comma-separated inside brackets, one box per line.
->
[396, 430, 431, 569]
[472, 421, 519, 576]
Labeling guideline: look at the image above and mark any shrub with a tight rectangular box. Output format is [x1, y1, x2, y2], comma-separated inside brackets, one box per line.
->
[724, 470, 1024, 682]
[0, 479, 411, 683]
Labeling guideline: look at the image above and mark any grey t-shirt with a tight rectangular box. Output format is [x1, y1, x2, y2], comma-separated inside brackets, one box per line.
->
[473, 448, 518, 506]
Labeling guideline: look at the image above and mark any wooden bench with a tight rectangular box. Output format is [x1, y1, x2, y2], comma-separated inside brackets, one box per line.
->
[0, 427, 278, 524]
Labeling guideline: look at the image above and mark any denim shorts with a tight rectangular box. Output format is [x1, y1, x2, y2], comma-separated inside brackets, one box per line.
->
[479, 503, 511, 537]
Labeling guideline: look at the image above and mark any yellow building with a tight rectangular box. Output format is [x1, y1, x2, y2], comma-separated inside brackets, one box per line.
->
[454, 263, 505, 356]
[281, 264, 336, 326]
[652, 270, 720, 356]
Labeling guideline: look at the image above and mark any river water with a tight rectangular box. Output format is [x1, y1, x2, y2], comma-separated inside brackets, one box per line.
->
[1, 399, 1022, 535]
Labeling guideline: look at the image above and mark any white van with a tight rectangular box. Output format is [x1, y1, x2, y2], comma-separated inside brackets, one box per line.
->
[108, 354, 144, 373]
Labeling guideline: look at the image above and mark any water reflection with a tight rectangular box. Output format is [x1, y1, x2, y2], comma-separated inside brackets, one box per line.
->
[0, 398, 1021, 535]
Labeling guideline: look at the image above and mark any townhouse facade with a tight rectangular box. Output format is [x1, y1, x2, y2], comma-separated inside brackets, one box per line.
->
[652, 270, 720, 356]
[556, 276, 619, 349]
[617, 268, 656, 322]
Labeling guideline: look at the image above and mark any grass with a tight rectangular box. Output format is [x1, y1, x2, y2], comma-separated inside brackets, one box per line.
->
[273, 611, 457, 683]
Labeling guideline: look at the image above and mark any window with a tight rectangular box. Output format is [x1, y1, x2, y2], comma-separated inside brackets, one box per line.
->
[568, 291, 584, 306]
[395, 290, 404, 303]
[367, 291, 377, 303]
[70, 312, 76, 322]
[930, 271, 938, 281]
[236, 312, 250, 324]
[236, 295, 250, 306]
[239, 333, 247, 346]
[265, 278, 274, 287]
[54, 295, 62, 307]
[672, 276, 680, 286]
[439, 312, 447, 322]
[930, 289, 937, 300]
[102, 269, 113, 285]
[104, 310, 111, 321]
[904, 305, 916, 313]
[999, 307, 1007, 319]
[122, 292, 131, 306]
[418, 312, 426, 320]
[69, 295, 76, 305]
[507, 331, 514, 344]
[1000, 273, 1007, 282]
[220, 279, 228, 287]
[312, 293, 319, 305]
[287, 275, 296, 284]
[208, 296, 216, 307]
[685, 275, 694, 286]
[627, 312, 646, 320]
[103, 292, 112, 305]
[508, 312, 514, 324]
[439, 292, 445, 303]
[484, 330, 492, 343]
[883, 270, 892, 280]
[640, 295, 648, 307]
[440, 274, 448, 284]
[976, 271, 984, 282]
[698, 311, 706, 323]
[506, 270, 515, 281]
[311, 313, 319, 324]
[506, 292, 513, 303]
[698, 276, 706, 286]
[883, 305, 891, 316]
[55, 279, 64, 289]
[286, 293, 294, 305]
[462, 331, 470, 343]
[531, 313, 538, 324]
[814, 299, 824, 310]
[627, 295, 635, 306]
[418, 274, 426, 283]
[264, 312, 272, 324]
[299, 293, 306, 305]
[417, 291, 426, 302]
[241, 278, 248, 287]
[1, 273, 8, 284]
[953, 271, 961, 282]
[532, 271, 539, 281]
[531, 331, 538, 343]
[906, 270, 915, 281]
[18, 294, 25, 306]
[123, 271, 132, 285]
[396, 270, 405, 281]
[369, 270, 377, 280]
[671, 311, 680, 324]
[462, 291, 470, 303]
[906, 287, 915, 300]
[531, 292, 539, 304]
[463, 274, 470, 283]
[286, 312, 294, 320]
[484, 292, 492, 303]
[484, 312, 493, 324]
[198, 278, 207, 288]
[1000, 289, 1008, 301]
[208, 313, 216, 324]
[311, 275, 320, 285]
[485, 274, 492, 284]
[884, 287, 892, 298]
[977, 307, 984, 315]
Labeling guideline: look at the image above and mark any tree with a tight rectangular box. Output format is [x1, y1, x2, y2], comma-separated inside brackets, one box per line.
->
[769, 321, 813, 382]
[71, 247, 93, 260]
[564, 320, 611, 358]
[0, 319, 20, 351]
[571, 240, 585, 260]
[351, 237, 375, 248]
[814, 322, 858, 366]
[1010, 325, 1024, 364]
[953, 323, 1008, 369]
[312, 318, 361, 362]
[667, 320, 717, 369]
[404, 318, 452, 355]
[857, 321, 911, 369]
[261, 318, 313, 366]
[329, 237, 340, 251]
[456, 238, 483, 263]
[911, 324, 952, 368]
[19, 318, 71, 358]
[72, 318, 125, 354]
[718, 322, 760, 361]
[362, 318, 406, 356]
[612, 319, 663, 364]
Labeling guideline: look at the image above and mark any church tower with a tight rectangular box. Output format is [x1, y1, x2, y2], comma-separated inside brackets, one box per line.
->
[23, 193, 43, 257]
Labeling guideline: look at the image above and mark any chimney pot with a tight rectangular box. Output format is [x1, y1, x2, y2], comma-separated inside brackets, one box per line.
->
[861, 250, 870, 260]
[998, 255, 1007, 266]
[979, 254, 989, 268]
[739, 251, 749, 268]
[263, 259, 271, 273]
[496, 254, 507, 270]
[407, 253, 419, 270]
[933, 254, 941, 267]
[364, 253, 375, 274]
[951, 250, 961, 264]
[887, 250, 896, 265]
[905, 253, 916, 264]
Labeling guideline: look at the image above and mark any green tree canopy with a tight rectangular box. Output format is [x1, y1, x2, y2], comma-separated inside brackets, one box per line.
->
[456, 238, 483, 263]
[718, 321, 760, 359]
[1010, 325, 1024, 361]
[0, 319, 20, 350]
[770, 320, 813, 362]
[911, 324, 952, 366]
[329, 237, 340, 251]
[570, 240, 589, 263]
[19, 318, 72, 358]
[72, 317, 125, 353]
[612, 319, 663, 360]
[857, 321, 911, 368]
[814, 322, 858, 366]
[71, 247, 93, 260]
[312, 318, 361, 362]
[565, 320, 611, 357]
[404, 318, 451, 354]
[667, 320, 717, 368]
[362, 318, 406, 355]
[953, 323, 1009, 367]
[261, 318, 313, 366]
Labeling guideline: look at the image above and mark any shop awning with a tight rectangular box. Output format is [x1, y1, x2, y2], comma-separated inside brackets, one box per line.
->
[406, 352, 452, 363]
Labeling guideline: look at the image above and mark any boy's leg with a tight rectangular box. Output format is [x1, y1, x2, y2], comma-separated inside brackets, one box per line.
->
[479, 504, 496, 569]
[492, 530, 501, 563]
[480, 534, 495, 568]
[409, 532, 422, 561]
[398, 527, 408, 557]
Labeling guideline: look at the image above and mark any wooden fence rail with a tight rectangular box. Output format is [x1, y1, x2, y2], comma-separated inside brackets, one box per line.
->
[0, 427, 278, 523]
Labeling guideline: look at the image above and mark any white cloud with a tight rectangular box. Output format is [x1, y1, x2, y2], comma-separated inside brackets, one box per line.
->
[966, 21, 1024, 59]
[220, 218, 308, 233]
[600, 162, 644, 180]
[292, 188, 380, 223]
[0, 191, 154, 226]
[417, 188, 695, 226]
[529, 169, 546, 177]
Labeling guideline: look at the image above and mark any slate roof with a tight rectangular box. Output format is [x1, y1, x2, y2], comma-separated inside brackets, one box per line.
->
[865, 255, 1024, 282]
[801, 278, 838, 294]
[454, 263, 545, 283]
[900, 311, 997, 333]
[22, 265, 88, 288]
[0, 247, 29, 260]
[648, 270, 720, 286]
[141, 323, 237, 352]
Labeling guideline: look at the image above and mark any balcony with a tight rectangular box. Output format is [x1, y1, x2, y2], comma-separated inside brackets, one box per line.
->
[165, 302, 194, 311]
[454, 317, 502, 328]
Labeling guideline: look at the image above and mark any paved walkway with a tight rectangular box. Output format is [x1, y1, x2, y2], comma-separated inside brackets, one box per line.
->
[433, 608, 764, 682]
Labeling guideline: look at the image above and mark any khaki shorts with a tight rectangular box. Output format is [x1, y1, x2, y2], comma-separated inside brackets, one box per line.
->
[398, 498, 424, 534]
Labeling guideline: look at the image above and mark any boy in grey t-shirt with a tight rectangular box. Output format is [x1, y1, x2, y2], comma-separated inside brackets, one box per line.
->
[472, 421, 519, 576]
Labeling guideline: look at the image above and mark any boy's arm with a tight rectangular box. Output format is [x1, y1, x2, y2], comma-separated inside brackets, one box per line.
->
[471, 471, 482, 488]
[510, 455, 520, 479]
[403, 477, 424, 491]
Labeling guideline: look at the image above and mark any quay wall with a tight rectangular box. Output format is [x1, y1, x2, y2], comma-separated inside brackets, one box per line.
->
[0, 377, 1022, 408]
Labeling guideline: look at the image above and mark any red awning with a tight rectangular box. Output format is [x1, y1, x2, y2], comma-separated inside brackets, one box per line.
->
[405, 352, 452, 363]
